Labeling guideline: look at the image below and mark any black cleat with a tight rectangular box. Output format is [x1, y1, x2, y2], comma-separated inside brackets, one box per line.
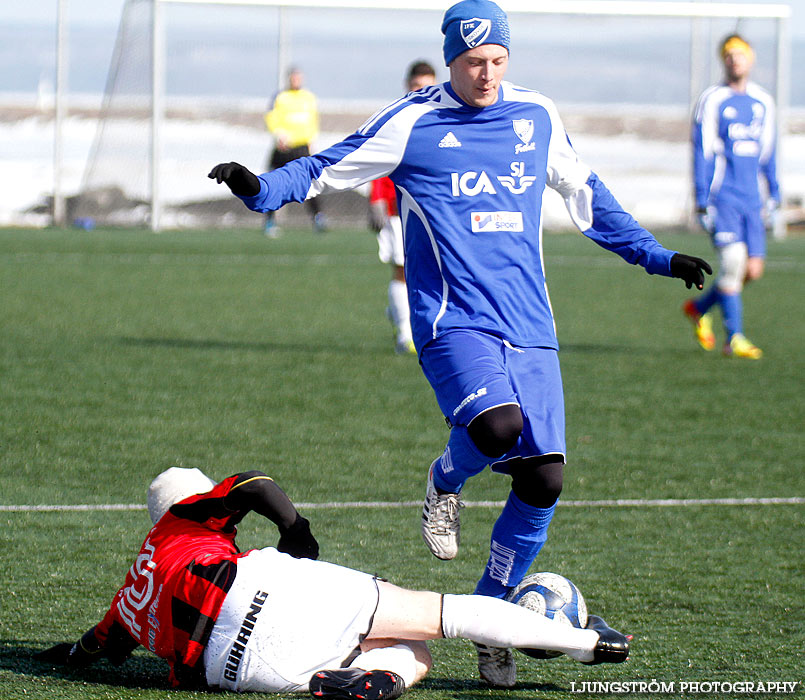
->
[582, 615, 631, 665]
[309, 668, 406, 700]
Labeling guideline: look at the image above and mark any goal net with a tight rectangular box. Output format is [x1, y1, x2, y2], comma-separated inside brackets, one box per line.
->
[71, 0, 792, 232]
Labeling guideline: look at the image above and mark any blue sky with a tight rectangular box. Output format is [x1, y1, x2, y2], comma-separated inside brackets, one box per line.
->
[3, 0, 126, 26]
[4, 0, 803, 38]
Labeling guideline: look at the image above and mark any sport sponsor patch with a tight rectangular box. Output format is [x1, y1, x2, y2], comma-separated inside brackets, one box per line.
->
[732, 139, 760, 157]
[471, 211, 523, 232]
[714, 230, 739, 246]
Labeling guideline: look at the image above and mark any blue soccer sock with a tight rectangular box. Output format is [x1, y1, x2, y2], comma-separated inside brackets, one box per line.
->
[474, 492, 557, 599]
[694, 284, 720, 315]
[719, 290, 743, 338]
[431, 425, 490, 494]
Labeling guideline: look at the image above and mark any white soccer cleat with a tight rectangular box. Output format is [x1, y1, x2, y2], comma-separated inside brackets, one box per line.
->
[474, 642, 516, 688]
[421, 462, 463, 560]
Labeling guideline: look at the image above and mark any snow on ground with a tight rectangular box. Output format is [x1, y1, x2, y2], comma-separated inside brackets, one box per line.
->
[2, 108, 802, 230]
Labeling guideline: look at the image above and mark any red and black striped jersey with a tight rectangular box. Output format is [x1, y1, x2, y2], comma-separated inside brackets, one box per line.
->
[94, 475, 250, 687]
[370, 177, 398, 217]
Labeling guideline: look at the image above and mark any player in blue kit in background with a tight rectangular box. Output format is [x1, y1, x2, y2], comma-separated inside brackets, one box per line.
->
[209, 0, 710, 687]
[683, 34, 779, 360]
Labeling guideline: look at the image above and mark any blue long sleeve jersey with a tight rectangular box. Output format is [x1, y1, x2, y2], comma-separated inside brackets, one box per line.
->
[692, 81, 779, 211]
[239, 81, 677, 351]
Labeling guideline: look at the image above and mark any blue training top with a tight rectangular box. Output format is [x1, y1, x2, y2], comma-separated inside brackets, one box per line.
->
[238, 80, 677, 352]
[692, 81, 779, 211]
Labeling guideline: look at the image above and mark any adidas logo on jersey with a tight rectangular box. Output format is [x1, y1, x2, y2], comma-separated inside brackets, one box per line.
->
[439, 132, 462, 148]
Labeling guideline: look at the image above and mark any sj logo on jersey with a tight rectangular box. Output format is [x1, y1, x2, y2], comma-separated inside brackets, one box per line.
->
[451, 166, 536, 197]
[471, 211, 524, 232]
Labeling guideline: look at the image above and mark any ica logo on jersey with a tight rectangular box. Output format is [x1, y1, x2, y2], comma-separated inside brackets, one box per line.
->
[451, 171, 496, 196]
[451, 162, 537, 197]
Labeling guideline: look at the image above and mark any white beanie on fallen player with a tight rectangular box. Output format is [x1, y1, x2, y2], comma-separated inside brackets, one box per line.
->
[147, 466, 216, 524]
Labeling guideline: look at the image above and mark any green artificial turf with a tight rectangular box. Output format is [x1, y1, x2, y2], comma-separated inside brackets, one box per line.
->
[1, 225, 802, 699]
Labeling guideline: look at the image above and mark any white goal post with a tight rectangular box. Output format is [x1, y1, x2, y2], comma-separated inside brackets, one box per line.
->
[148, 0, 792, 231]
[70, 0, 793, 231]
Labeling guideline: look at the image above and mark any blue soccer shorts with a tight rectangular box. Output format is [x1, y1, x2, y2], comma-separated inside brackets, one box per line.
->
[712, 200, 767, 258]
[420, 329, 566, 469]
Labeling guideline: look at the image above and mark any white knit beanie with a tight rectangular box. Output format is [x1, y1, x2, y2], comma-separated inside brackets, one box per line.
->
[147, 466, 216, 524]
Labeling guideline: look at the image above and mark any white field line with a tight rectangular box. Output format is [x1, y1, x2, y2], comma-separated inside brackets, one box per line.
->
[2, 496, 803, 512]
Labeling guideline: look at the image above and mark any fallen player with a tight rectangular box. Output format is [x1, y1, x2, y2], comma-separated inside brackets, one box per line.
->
[34, 467, 629, 697]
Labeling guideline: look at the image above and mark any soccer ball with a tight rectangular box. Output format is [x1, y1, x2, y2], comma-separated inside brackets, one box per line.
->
[505, 571, 588, 659]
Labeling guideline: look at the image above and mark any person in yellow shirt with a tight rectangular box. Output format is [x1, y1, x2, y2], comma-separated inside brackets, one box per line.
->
[264, 68, 327, 235]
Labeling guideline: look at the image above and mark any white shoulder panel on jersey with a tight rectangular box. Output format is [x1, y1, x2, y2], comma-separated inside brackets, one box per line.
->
[696, 85, 732, 161]
[508, 84, 594, 231]
[694, 84, 728, 122]
[358, 85, 455, 136]
[746, 81, 777, 164]
[500, 82, 594, 231]
[745, 81, 775, 108]
[305, 99, 439, 199]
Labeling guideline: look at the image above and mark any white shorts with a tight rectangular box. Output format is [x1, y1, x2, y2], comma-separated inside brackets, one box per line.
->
[377, 215, 404, 267]
[204, 548, 380, 693]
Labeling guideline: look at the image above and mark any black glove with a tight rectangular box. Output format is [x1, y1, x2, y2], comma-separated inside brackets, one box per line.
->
[34, 640, 98, 668]
[208, 162, 261, 197]
[670, 253, 712, 290]
[277, 514, 319, 560]
[34, 642, 75, 665]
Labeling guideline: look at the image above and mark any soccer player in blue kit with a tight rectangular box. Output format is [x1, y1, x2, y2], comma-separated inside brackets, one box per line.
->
[210, 0, 711, 687]
[684, 34, 779, 359]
